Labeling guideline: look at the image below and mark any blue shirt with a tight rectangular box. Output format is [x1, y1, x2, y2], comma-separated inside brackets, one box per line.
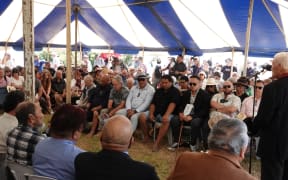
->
[32, 138, 84, 180]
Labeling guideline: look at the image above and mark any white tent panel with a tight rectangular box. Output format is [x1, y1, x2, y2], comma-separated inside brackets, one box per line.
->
[87, 0, 163, 48]
[48, 21, 109, 46]
[170, 0, 240, 49]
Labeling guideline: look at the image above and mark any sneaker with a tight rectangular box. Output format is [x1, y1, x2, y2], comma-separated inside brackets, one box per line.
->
[167, 142, 179, 151]
[189, 144, 197, 152]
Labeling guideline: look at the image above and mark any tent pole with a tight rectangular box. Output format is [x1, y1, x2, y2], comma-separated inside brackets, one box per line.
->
[243, 0, 254, 77]
[22, 0, 35, 101]
[230, 48, 235, 77]
[47, 44, 50, 62]
[73, 4, 80, 68]
[182, 48, 186, 56]
[66, 0, 72, 104]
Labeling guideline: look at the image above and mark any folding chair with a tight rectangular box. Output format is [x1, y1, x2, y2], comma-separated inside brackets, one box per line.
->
[152, 121, 173, 146]
[176, 123, 192, 149]
[6, 161, 34, 180]
[24, 173, 57, 180]
[176, 122, 204, 151]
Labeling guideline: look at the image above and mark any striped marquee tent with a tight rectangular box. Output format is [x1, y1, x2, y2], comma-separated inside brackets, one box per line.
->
[0, 0, 288, 57]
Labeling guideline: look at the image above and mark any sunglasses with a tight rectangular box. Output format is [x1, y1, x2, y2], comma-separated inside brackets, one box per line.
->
[137, 78, 146, 81]
[223, 85, 231, 89]
[189, 82, 197, 86]
[255, 86, 263, 90]
[206, 85, 215, 88]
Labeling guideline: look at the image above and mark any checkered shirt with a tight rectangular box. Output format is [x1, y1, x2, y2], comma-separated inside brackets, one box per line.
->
[6, 125, 45, 166]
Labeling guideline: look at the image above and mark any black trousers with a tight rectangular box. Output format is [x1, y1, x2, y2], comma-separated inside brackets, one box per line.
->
[261, 158, 288, 180]
[170, 116, 203, 145]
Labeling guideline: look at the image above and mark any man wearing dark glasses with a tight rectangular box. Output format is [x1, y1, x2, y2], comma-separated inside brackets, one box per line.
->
[116, 73, 155, 133]
[169, 76, 211, 151]
[209, 80, 241, 128]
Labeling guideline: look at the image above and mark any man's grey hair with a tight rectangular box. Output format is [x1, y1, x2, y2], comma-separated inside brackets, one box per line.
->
[112, 75, 123, 85]
[273, 52, 288, 71]
[208, 118, 249, 155]
[84, 74, 93, 82]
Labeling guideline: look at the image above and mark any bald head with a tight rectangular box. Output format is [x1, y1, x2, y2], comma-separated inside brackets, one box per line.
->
[100, 74, 110, 85]
[101, 115, 133, 151]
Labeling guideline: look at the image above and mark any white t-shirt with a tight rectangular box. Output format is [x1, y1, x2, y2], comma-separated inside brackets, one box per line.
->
[0, 113, 18, 154]
[9, 76, 24, 88]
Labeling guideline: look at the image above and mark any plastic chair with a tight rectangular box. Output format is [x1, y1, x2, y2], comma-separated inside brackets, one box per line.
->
[24, 173, 57, 180]
[6, 161, 34, 180]
[152, 122, 173, 146]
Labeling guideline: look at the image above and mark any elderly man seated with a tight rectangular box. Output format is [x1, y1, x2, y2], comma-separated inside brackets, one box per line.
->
[168, 119, 257, 180]
[208, 80, 241, 128]
[116, 73, 155, 132]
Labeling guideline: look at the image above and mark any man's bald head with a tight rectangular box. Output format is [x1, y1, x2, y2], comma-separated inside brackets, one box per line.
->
[101, 115, 133, 151]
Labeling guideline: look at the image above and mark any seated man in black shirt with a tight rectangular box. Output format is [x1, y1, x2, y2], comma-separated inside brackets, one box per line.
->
[86, 74, 111, 137]
[51, 70, 66, 109]
[139, 75, 180, 152]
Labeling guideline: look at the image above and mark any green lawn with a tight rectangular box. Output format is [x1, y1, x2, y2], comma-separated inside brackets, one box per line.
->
[44, 115, 260, 180]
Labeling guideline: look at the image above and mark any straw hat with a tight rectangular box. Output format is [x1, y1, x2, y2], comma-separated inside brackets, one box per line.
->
[206, 78, 217, 86]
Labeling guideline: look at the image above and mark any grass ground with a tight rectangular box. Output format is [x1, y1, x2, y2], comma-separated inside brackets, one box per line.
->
[44, 115, 260, 180]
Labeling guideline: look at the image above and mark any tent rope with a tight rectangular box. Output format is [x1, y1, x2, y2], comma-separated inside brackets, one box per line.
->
[178, 0, 233, 48]
[5, 10, 22, 52]
[117, 0, 144, 51]
[262, 0, 287, 42]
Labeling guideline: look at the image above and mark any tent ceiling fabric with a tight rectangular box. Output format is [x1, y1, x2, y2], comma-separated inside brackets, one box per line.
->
[0, 0, 287, 56]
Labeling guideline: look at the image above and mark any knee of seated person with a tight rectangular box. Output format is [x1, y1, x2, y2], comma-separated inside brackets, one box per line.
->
[139, 113, 147, 121]
[93, 111, 99, 116]
[190, 117, 202, 127]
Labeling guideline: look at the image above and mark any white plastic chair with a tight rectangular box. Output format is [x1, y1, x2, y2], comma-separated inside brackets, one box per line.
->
[6, 161, 34, 180]
[153, 122, 173, 146]
[24, 173, 57, 180]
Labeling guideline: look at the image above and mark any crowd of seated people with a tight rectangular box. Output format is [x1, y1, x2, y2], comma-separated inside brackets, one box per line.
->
[0, 53, 272, 180]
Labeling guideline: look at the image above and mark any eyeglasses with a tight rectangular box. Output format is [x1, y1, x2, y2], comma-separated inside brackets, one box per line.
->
[137, 78, 146, 81]
[206, 85, 215, 88]
[189, 82, 197, 86]
[255, 86, 263, 90]
[223, 85, 231, 89]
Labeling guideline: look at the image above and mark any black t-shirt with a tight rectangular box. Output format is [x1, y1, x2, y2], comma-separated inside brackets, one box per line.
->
[171, 62, 187, 79]
[151, 86, 180, 116]
[221, 65, 237, 80]
[51, 78, 66, 94]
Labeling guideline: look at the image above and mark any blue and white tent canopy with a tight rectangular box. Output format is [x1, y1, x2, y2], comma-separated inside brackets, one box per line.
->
[0, 0, 288, 56]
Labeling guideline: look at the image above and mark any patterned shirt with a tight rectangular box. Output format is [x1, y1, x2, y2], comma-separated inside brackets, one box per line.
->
[210, 92, 241, 118]
[6, 125, 45, 165]
[109, 86, 129, 108]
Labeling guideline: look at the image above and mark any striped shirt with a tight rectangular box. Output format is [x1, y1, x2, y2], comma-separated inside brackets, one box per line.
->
[6, 125, 45, 166]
